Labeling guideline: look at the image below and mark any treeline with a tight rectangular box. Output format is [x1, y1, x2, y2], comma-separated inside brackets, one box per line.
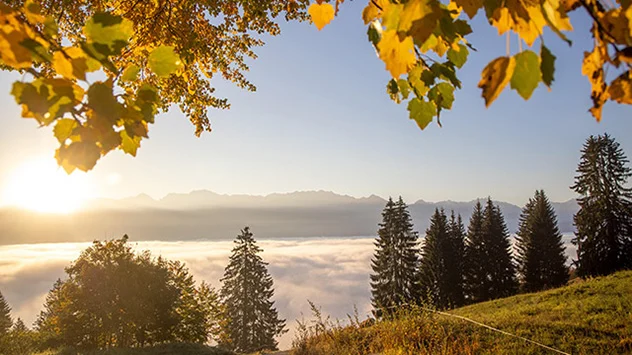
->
[371, 133, 632, 312]
[0, 228, 285, 354]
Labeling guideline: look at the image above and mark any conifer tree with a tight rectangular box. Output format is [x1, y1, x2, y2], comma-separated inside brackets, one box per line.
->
[483, 198, 518, 299]
[465, 199, 518, 303]
[0, 291, 11, 336]
[516, 190, 569, 291]
[571, 134, 632, 277]
[463, 201, 487, 303]
[446, 211, 466, 307]
[370, 197, 420, 314]
[220, 227, 286, 353]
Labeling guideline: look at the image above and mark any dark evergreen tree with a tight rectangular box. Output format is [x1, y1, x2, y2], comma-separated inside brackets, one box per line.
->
[220, 227, 286, 353]
[516, 190, 569, 291]
[446, 211, 466, 307]
[483, 198, 518, 299]
[571, 134, 632, 277]
[465, 199, 518, 303]
[419, 209, 465, 309]
[0, 291, 11, 336]
[463, 201, 487, 303]
[370, 197, 420, 314]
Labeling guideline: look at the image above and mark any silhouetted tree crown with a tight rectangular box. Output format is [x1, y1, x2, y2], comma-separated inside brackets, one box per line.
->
[220, 227, 286, 353]
[419, 209, 466, 309]
[516, 190, 569, 291]
[370, 197, 420, 314]
[465, 199, 518, 303]
[571, 134, 632, 277]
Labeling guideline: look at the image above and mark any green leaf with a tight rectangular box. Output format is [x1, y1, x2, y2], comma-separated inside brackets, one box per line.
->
[510, 50, 541, 100]
[408, 98, 436, 130]
[387, 79, 400, 102]
[428, 82, 455, 109]
[121, 65, 140, 82]
[53, 119, 78, 144]
[540, 44, 556, 89]
[397, 79, 411, 100]
[148, 46, 182, 78]
[84, 12, 133, 54]
[447, 44, 469, 69]
[120, 130, 142, 156]
[408, 64, 428, 96]
[367, 22, 381, 47]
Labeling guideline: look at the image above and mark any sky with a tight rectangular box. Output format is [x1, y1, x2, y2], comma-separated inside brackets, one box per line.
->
[1, 2, 631, 209]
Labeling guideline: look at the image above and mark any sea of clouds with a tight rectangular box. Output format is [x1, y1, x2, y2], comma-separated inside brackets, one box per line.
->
[0, 235, 576, 349]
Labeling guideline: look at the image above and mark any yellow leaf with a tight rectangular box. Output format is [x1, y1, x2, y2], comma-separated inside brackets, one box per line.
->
[627, 7, 632, 38]
[53, 119, 78, 144]
[454, 0, 483, 19]
[308, 3, 335, 30]
[478, 56, 516, 107]
[447, 1, 462, 19]
[398, 0, 440, 45]
[120, 130, 142, 157]
[491, 7, 513, 35]
[379, 30, 417, 78]
[542, 0, 573, 32]
[608, 71, 632, 104]
[362, 0, 388, 24]
[52, 52, 74, 79]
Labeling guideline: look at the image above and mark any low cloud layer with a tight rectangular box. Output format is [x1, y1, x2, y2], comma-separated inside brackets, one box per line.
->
[0, 235, 576, 349]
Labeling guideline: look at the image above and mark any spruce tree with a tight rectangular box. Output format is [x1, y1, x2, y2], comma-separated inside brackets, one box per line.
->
[446, 211, 466, 307]
[571, 134, 632, 277]
[419, 209, 465, 309]
[0, 291, 11, 336]
[220, 227, 286, 353]
[483, 198, 518, 299]
[370, 197, 420, 314]
[464, 201, 487, 303]
[465, 199, 518, 303]
[516, 190, 569, 291]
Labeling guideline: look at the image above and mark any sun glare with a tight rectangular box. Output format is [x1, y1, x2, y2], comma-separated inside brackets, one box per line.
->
[2, 158, 92, 214]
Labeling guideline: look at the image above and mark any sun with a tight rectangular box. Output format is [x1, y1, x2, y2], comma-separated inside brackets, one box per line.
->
[2, 158, 92, 214]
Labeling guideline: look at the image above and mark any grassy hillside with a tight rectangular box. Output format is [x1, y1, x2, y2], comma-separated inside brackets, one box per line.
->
[292, 271, 632, 355]
[34, 343, 234, 355]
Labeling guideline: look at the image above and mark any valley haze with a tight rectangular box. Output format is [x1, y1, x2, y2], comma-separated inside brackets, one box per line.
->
[0, 190, 579, 245]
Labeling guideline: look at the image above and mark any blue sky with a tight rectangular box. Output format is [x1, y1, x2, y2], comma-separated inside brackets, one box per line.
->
[0, 2, 631, 208]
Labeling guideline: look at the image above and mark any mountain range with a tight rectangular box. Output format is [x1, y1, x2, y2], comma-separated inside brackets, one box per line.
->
[0, 190, 579, 245]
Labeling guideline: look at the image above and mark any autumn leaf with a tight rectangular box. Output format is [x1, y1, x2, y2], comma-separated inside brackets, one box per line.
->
[478, 56, 516, 107]
[56, 141, 101, 173]
[308, 3, 335, 30]
[379, 30, 417, 78]
[148, 46, 183, 78]
[454, 0, 483, 19]
[121, 64, 140, 82]
[510, 50, 541, 100]
[408, 98, 437, 129]
[398, 0, 441, 45]
[53, 119, 78, 144]
[120, 130, 142, 156]
[447, 44, 469, 68]
[540, 44, 556, 89]
[608, 71, 632, 104]
[362, 0, 387, 24]
[84, 12, 133, 53]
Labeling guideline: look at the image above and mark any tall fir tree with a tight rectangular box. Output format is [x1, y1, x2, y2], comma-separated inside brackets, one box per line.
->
[516, 190, 569, 292]
[571, 134, 632, 277]
[465, 199, 518, 303]
[464, 201, 486, 304]
[220, 227, 286, 353]
[370, 197, 420, 314]
[0, 291, 11, 336]
[446, 211, 466, 307]
[419, 209, 465, 309]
